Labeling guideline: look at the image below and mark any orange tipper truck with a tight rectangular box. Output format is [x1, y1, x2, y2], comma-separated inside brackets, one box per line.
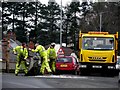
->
[79, 31, 118, 75]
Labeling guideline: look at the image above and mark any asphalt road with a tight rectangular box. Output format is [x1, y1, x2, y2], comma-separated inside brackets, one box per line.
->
[1, 73, 120, 89]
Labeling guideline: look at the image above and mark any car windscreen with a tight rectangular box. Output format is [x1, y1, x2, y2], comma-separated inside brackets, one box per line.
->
[82, 37, 114, 50]
[56, 57, 72, 63]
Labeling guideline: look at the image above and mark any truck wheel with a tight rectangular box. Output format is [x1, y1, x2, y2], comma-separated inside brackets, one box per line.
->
[80, 69, 90, 76]
[80, 70, 85, 75]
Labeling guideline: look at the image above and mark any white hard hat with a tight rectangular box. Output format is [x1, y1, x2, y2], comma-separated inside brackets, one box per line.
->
[51, 43, 55, 46]
[35, 43, 39, 47]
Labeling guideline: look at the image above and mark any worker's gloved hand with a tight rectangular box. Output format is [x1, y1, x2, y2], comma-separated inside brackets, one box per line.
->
[29, 48, 32, 51]
[24, 58, 27, 61]
[48, 59, 50, 62]
[14, 52, 17, 55]
[25, 59, 30, 66]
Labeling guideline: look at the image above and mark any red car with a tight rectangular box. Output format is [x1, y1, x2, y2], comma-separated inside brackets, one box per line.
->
[56, 56, 80, 75]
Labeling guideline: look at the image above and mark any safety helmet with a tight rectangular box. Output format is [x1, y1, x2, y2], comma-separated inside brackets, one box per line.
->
[35, 43, 39, 47]
[50, 43, 55, 48]
[51, 43, 55, 46]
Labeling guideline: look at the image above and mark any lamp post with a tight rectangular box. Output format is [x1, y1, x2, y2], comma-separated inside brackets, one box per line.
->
[60, 0, 62, 47]
[99, 11, 111, 32]
[99, 12, 102, 32]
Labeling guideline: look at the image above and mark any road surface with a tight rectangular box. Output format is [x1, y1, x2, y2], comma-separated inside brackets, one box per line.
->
[1, 73, 120, 89]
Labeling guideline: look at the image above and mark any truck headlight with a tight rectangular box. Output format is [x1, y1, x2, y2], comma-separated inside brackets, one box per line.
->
[108, 66, 114, 69]
[80, 65, 87, 68]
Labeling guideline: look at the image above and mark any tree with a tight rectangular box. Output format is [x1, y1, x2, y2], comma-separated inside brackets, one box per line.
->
[64, 1, 81, 50]
[80, 2, 120, 33]
[36, 1, 61, 45]
[2, 2, 38, 43]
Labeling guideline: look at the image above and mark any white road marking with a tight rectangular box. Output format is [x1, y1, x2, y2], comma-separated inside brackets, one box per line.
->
[31, 75, 88, 79]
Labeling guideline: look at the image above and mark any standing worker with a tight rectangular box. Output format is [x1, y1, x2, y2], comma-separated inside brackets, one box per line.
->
[13, 43, 28, 76]
[30, 43, 52, 75]
[47, 43, 57, 74]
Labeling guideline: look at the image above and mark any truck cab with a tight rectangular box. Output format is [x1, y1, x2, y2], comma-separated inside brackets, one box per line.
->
[79, 31, 118, 75]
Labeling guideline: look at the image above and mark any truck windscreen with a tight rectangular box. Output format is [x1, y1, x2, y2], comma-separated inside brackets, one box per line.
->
[82, 37, 114, 50]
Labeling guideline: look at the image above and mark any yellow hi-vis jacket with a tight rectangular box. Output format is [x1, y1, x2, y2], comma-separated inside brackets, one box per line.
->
[32, 45, 47, 57]
[13, 46, 28, 59]
[47, 47, 57, 59]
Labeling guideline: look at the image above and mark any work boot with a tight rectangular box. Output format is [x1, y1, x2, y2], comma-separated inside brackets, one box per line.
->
[39, 72, 43, 75]
[53, 72, 56, 75]
[15, 73, 18, 76]
[24, 73, 28, 76]
[48, 72, 53, 75]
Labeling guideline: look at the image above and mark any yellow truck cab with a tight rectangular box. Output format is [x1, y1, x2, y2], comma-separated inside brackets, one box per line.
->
[79, 31, 118, 75]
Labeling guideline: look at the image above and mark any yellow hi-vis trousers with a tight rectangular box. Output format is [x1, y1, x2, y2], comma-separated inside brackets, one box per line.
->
[49, 59, 56, 73]
[15, 56, 28, 75]
[40, 56, 52, 74]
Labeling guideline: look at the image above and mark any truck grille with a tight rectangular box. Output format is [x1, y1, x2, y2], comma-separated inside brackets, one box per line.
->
[88, 57, 106, 62]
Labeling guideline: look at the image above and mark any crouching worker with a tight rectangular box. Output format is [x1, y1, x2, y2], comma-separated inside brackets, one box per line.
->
[30, 43, 52, 75]
[13, 43, 28, 76]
